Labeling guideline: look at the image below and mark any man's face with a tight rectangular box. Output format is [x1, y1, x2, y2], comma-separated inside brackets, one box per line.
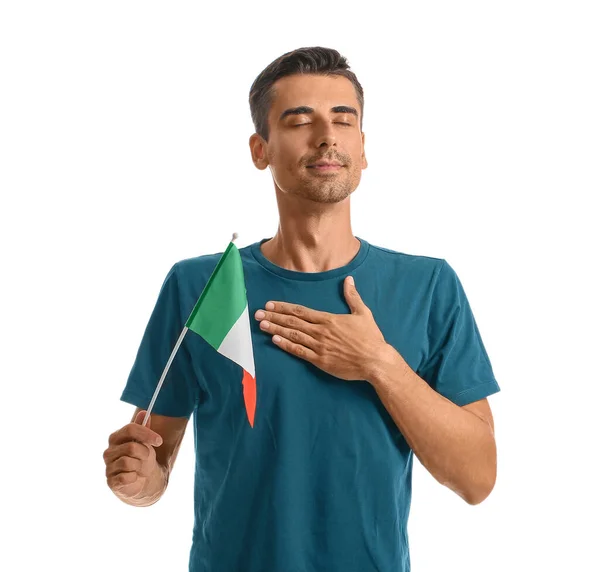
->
[250, 74, 367, 204]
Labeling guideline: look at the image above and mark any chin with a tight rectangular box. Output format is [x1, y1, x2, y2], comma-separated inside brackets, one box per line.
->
[301, 185, 354, 204]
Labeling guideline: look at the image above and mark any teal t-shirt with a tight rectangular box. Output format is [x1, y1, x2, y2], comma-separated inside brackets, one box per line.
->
[120, 237, 500, 572]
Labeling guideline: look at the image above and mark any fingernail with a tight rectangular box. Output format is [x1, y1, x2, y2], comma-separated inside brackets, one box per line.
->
[155, 437, 163, 446]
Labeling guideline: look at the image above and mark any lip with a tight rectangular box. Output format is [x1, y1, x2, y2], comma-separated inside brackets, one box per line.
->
[308, 164, 342, 171]
[308, 160, 343, 167]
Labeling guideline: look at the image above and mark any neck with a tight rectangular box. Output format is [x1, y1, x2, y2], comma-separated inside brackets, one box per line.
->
[261, 194, 359, 273]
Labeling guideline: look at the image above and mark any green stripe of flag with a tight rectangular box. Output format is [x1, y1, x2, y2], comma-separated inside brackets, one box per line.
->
[185, 242, 247, 350]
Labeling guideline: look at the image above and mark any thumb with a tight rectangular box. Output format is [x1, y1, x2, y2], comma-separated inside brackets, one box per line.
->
[134, 409, 151, 429]
[344, 275, 364, 314]
[133, 410, 163, 446]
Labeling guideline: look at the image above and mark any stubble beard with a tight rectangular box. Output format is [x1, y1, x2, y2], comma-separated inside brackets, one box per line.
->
[294, 167, 357, 204]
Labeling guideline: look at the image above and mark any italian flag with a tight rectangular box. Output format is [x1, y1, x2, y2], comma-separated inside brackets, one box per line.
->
[185, 239, 257, 427]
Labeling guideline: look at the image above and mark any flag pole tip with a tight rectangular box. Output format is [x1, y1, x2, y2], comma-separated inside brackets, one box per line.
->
[232, 232, 239, 242]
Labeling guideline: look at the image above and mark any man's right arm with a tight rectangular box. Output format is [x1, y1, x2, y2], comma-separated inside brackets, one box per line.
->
[104, 407, 190, 507]
[123, 453, 170, 508]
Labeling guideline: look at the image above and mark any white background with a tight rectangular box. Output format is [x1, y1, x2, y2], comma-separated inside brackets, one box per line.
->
[1, 1, 598, 570]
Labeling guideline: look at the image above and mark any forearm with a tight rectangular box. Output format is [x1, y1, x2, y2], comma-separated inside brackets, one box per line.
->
[117, 462, 169, 508]
[368, 345, 496, 505]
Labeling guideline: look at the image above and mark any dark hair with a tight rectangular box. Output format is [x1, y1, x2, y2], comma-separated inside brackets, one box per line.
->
[249, 46, 364, 142]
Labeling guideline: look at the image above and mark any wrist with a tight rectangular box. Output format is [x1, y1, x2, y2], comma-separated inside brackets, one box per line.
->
[132, 462, 168, 504]
[147, 461, 169, 497]
[366, 344, 408, 389]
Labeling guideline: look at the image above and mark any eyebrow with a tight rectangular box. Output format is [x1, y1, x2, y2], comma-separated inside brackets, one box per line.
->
[279, 105, 359, 122]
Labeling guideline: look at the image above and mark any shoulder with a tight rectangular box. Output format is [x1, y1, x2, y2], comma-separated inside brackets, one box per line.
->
[150, 250, 229, 300]
[368, 240, 443, 266]
[171, 249, 227, 280]
[366, 240, 446, 284]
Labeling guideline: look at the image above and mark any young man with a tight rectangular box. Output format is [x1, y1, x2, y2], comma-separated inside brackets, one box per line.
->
[104, 46, 500, 572]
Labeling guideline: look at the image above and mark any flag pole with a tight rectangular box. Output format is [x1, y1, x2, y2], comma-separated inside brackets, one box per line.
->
[142, 326, 189, 426]
[141, 233, 238, 427]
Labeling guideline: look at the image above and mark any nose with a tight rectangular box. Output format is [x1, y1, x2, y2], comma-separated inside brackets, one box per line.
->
[313, 121, 337, 149]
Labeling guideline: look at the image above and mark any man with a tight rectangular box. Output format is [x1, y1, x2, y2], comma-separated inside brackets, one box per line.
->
[103, 46, 500, 572]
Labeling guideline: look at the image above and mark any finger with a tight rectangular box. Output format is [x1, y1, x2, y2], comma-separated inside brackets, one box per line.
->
[259, 320, 321, 351]
[272, 334, 320, 363]
[134, 409, 149, 427]
[106, 455, 143, 478]
[108, 424, 163, 448]
[265, 301, 329, 324]
[103, 440, 151, 465]
[107, 471, 139, 490]
[259, 311, 319, 335]
[344, 275, 366, 314]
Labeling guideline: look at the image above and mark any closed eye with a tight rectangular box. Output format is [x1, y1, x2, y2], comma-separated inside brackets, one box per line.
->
[292, 122, 352, 127]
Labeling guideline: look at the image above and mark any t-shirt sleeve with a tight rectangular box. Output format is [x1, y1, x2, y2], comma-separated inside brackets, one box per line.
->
[417, 259, 500, 406]
[120, 263, 201, 419]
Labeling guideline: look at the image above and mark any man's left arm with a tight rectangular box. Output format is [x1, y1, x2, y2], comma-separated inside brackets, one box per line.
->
[255, 274, 498, 505]
[367, 345, 496, 506]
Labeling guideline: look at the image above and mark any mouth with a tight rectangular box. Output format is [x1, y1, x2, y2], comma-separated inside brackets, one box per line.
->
[307, 164, 343, 172]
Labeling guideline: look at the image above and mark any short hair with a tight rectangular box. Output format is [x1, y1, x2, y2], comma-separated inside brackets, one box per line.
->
[249, 46, 364, 142]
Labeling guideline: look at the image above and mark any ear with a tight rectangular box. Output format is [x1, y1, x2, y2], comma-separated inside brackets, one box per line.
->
[361, 131, 368, 169]
[249, 133, 269, 170]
